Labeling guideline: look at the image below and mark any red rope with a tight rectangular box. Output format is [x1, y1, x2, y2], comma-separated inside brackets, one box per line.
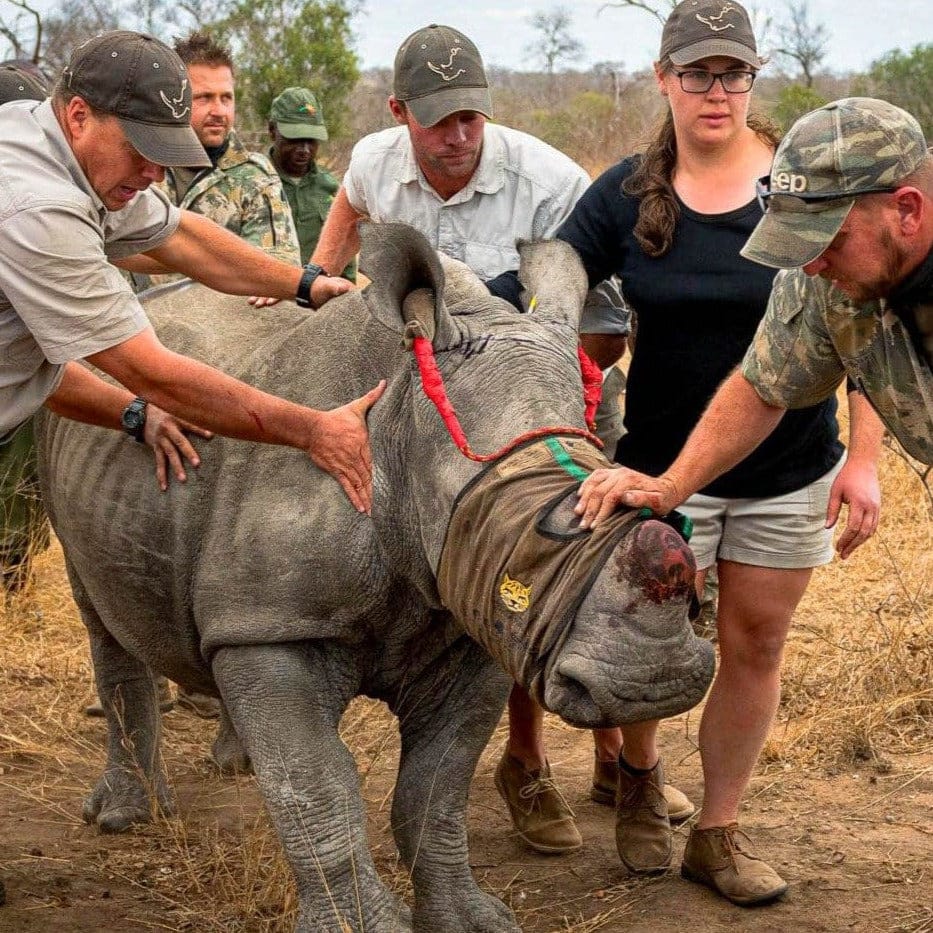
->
[577, 345, 603, 431]
[412, 335, 603, 463]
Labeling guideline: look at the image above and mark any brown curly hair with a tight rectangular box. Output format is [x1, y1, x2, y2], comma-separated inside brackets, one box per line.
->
[623, 62, 780, 258]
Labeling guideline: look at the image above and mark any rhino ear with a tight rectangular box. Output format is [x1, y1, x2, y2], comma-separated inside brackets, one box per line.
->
[359, 222, 458, 345]
[517, 239, 588, 327]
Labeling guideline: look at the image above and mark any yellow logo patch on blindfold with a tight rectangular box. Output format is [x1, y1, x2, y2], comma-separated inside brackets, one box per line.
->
[499, 573, 531, 613]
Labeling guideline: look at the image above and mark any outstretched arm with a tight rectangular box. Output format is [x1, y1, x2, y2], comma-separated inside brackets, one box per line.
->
[136, 211, 350, 307]
[825, 390, 883, 559]
[46, 362, 211, 490]
[85, 328, 384, 512]
[576, 369, 785, 526]
[311, 187, 366, 277]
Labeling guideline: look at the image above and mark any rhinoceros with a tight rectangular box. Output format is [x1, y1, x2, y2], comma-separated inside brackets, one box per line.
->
[34, 224, 714, 932]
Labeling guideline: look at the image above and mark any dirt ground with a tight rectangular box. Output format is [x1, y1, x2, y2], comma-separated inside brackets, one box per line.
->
[0, 438, 931, 933]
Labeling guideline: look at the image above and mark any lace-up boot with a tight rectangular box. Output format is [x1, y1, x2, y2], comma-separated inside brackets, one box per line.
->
[591, 753, 696, 822]
[614, 756, 672, 873]
[682, 823, 788, 905]
[494, 752, 582, 854]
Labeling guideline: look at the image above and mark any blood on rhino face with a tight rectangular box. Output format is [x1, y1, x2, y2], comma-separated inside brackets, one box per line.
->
[542, 518, 715, 728]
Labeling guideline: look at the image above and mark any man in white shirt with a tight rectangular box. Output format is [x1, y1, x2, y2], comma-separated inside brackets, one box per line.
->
[312, 24, 664, 857]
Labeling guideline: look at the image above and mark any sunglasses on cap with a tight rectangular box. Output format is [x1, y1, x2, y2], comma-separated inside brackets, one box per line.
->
[755, 175, 899, 214]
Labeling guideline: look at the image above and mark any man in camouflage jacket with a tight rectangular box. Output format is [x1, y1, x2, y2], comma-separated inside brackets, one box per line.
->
[158, 32, 300, 274]
[577, 98, 932, 531]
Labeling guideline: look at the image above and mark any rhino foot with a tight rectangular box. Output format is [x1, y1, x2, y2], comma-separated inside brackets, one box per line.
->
[414, 891, 519, 933]
[82, 767, 174, 833]
[295, 900, 412, 933]
[210, 710, 252, 775]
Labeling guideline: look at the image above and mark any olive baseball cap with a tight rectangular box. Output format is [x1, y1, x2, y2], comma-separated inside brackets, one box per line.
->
[393, 24, 492, 127]
[61, 30, 210, 168]
[270, 87, 329, 141]
[742, 97, 929, 269]
[0, 63, 49, 103]
[659, 0, 760, 67]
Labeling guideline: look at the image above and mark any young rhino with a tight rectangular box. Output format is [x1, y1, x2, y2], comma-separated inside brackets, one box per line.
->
[36, 224, 714, 932]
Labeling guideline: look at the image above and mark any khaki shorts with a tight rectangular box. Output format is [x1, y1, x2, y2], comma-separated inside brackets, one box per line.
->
[679, 457, 844, 571]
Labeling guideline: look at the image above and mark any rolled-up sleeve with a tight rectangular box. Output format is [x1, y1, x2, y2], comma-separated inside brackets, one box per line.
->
[0, 201, 149, 364]
[742, 270, 846, 409]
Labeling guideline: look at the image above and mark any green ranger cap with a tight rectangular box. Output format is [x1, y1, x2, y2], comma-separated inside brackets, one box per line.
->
[659, 0, 760, 68]
[61, 30, 210, 168]
[0, 63, 49, 104]
[393, 24, 493, 128]
[743, 97, 929, 269]
[269, 87, 329, 141]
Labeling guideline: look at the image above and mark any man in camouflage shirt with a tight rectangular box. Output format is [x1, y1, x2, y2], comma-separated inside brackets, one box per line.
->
[576, 98, 932, 530]
[268, 87, 355, 280]
[161, 32, 299, 268]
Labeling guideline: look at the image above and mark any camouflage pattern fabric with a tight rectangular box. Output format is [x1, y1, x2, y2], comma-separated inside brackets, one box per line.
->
[274, 157, 356, 279]
[156, 130, 300, 284]
[743, 98, 928, 269]
[0, 419, 49, 589]
[742, 268, 933, 464]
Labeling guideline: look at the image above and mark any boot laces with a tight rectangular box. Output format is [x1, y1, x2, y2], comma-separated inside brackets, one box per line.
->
[518, 775, 576, 817]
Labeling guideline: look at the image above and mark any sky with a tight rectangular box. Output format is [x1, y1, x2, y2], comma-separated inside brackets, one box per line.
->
[4, 0, 932, 75]
[350, 0, 933, 75]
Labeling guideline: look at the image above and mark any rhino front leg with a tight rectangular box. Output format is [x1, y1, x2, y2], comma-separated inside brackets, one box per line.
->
[80, 601, 174, 832]
[212, 642, 411, 933]
[390, 639, 519, 933]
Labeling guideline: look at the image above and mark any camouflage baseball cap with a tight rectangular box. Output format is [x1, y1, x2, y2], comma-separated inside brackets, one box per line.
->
[269, 87, 328, 141]
[62, 30, 210, 168]
[659, 0, 760, 68]
[742, 97, 929, 269]
[0, 63, 49, 103]
[393, 24, 492, 127]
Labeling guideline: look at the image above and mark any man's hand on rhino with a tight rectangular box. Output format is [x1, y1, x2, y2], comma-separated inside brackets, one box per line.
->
[248, 275, 355, 310]
[307, 380, 387, 513]
[575, 466, 681, 528]
[143, 406, 213, 491]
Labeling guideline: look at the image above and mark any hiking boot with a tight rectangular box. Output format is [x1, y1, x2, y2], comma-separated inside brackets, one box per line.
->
[176, 686, 221, 719]
[591, 753, 696, 822]
[494, 752, 582, 855]
[85, 676, 175, 717]
[681, 824, 788, 906]
[614, 757, 672, 874]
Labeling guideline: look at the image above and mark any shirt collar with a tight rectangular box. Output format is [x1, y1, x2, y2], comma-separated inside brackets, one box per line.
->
[35, 99, 107, 218]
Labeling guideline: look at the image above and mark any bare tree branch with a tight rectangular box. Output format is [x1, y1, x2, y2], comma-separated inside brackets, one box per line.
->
[597, 0, 676, 27]
[2, 0, 42, 61]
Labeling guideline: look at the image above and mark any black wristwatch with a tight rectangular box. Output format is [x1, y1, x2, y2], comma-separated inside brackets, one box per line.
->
[295, 262, 324, 309]
[121, 397, 148, 443]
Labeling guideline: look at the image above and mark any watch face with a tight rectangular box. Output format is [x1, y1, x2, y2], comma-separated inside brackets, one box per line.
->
[123, 410, 143, 430]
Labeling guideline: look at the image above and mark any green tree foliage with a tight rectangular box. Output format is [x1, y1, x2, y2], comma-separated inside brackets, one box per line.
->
[214, 0, 360, 137]
[770, 83, 826, 131]
[855, 44, 933, 140]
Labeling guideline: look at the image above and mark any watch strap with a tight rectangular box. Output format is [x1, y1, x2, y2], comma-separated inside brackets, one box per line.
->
[296, 262, 324, 308]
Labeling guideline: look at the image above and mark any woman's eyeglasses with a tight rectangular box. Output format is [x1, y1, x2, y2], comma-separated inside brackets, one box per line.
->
[675, 69, 756, 94]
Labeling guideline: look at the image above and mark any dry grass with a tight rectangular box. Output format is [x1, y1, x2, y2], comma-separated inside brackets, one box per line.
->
[0, 423, 930, 930]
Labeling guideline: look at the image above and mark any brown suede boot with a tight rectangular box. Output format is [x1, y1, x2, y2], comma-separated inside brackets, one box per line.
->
[614, 757, 672, 874]
[176, 685, 221, 719]
[494, 752, 582, 855]
[681, 824, 788, 906]
[591, 753, 696, 822]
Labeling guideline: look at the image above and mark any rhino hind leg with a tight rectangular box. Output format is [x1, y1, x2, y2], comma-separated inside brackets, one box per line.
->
[68, 562, 173, 833]
[212, 642, 411, 933]
[389, 638, 519, 933]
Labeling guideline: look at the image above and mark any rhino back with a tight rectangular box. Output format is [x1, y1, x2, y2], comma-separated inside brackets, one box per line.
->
[37, 282, 410, 681]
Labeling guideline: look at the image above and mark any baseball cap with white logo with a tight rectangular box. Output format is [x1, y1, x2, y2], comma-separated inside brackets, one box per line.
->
[742, 97, 928, 269]
[659, 0, 761, 68]
[61, 30, 210, 168]
[393, 24, 492, 128]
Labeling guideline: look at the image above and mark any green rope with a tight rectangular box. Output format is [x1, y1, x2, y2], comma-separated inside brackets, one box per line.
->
[544, 437, 590, 481]
[544, 438, 693, 542]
